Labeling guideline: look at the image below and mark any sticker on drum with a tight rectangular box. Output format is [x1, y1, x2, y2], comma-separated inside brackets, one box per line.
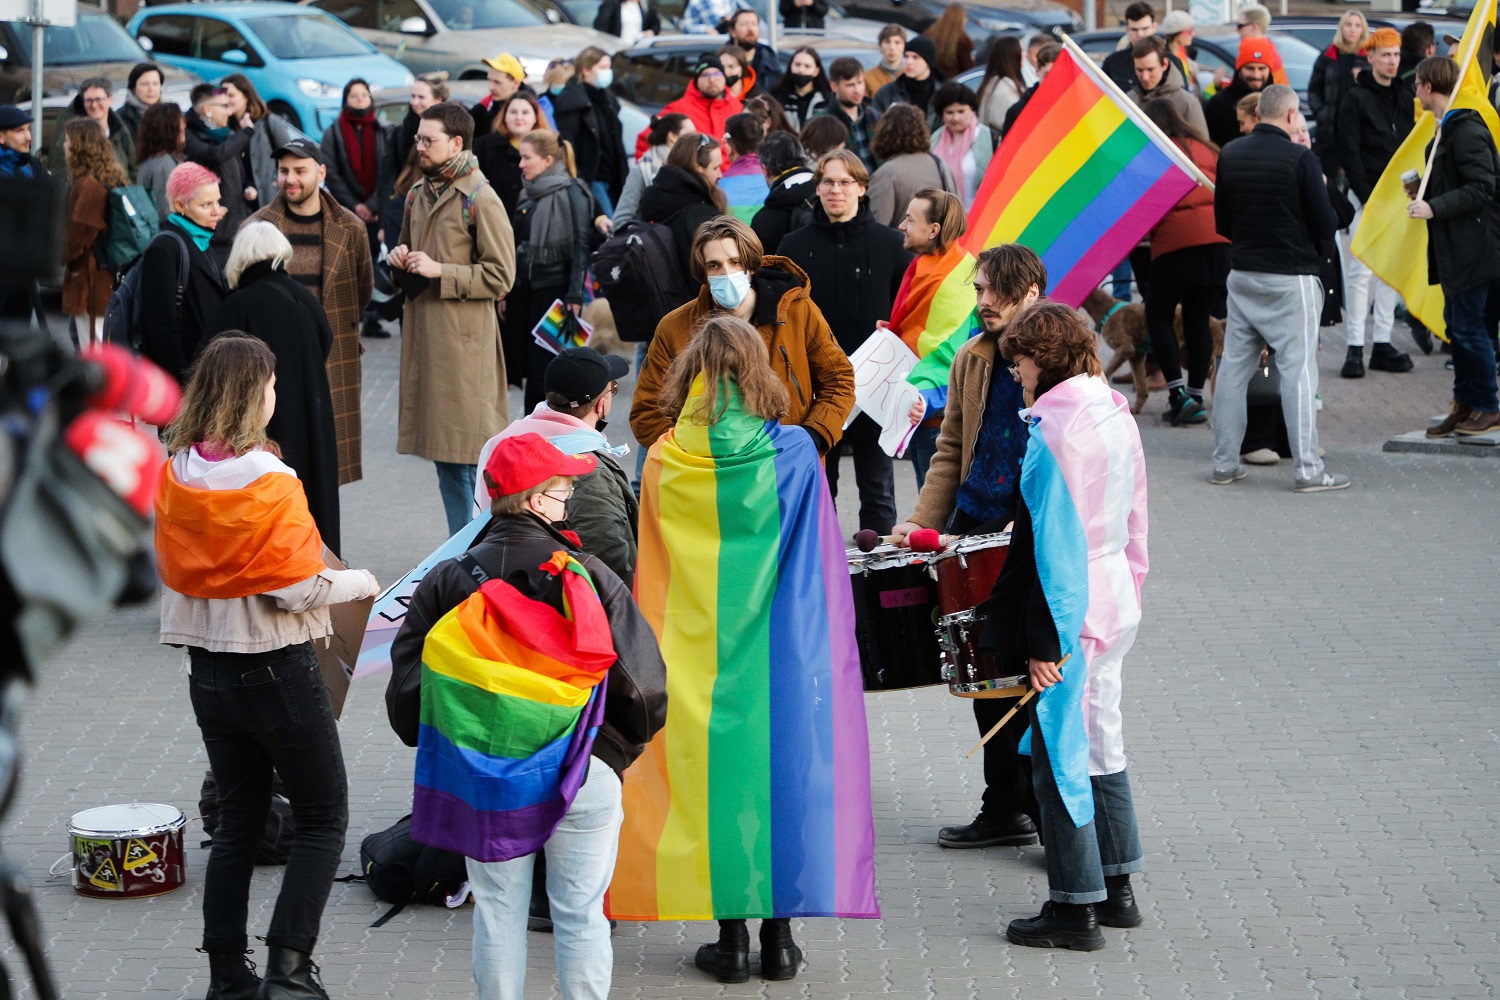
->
[65, 803, 187, 899]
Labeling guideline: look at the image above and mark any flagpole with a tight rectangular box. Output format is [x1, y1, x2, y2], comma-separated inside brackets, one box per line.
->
[1415, 124, 1442, 202]
[1059, 32, 1216, 191]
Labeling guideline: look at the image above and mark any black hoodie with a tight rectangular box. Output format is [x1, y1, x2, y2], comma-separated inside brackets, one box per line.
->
[639, 163, 724, 278]
[751, 166, 817, 254]
[1204, 74, 1260, 150]
[778, 202, 912, 356]
[1336, 70, 1415, 203]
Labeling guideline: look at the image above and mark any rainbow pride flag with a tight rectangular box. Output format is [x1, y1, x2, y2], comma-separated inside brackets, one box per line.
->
[412, 552, 615, 863]
[889, 242, 980, 392]
[607, 381, 878, 921]
[720, 165, 770, 225]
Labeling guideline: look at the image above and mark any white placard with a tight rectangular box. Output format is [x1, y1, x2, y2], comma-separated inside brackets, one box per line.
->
[847, 327, 925, 459]
[0, 0, 77, 27]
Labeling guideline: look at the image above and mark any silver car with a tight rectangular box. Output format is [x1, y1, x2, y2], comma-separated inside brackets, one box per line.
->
[301, 0, 623, 83]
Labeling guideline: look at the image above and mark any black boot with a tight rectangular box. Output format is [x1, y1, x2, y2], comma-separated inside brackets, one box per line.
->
[1096, 874, 1142, 928]
[938, 811, 1038, 849]
[253, 946, 328, 1000]
[759, 918, 803, 981]
[1340, 346, 1365, 378]
[1369, 342, 1414, 372]
[204, 950, 260, 1000]
[1005, 901, 1105, 951]
[694, 919, 749, 984]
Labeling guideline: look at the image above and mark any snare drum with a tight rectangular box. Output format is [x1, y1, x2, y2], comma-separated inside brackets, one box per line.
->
[67, 803, 186, 899]
[848, 545, 944, 691]
[933, 532, 1010, 618]
[938, 608, 1030, 699]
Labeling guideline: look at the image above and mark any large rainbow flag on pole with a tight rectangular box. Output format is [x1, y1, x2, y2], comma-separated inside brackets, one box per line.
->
[607, 380, 878, 921]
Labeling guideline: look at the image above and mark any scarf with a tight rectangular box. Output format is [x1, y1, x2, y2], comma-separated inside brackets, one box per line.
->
[169, 213, 214, 252]
[126, 91, 150, 115]
[191, 110, 231, 143]
[0, 147, 34, 180]
[422, 150, 479, 206]
[338, 107, 378, 199]
[521, 162, 576, 271]
[933, 119, 978, 195]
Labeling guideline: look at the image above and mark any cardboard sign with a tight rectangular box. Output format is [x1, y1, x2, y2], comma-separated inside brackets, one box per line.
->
[317, 547, 374, 718]
[847, 327, 925, 458]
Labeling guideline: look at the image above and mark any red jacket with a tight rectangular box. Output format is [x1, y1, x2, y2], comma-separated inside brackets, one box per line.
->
[634, 85, 743, 158]
[1150, 137, 1229, 259]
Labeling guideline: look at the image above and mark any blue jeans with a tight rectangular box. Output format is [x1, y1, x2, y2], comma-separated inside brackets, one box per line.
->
[1029, 708, 1144, 904]
[468, 757, 623, 1000]
[1109, 257, 1133, 302]
[435, 461, 477, 537]
[906, 424, 940, 491]
[1443, 285, 1500, 412]
[590, 180, 616, 219]
[632, 342, 649, 492]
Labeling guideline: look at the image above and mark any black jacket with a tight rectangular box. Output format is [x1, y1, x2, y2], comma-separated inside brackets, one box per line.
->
[752, 167, 817, 254]
[320, 114, 394, 217]
[474, 132, 526, 216]
[1337, 71, 1416, 203]
[873, 71, 945, 120]
[1423, 108, 1500, 293]
[778, 202, 911, 356]
[779, 0, 828, 29]
[1214, 123, 1339, 276]
[1204, 74, 1258, 150]
[593, 0, 661, 36]
[1001, 83, 1037, 137]
[211, 262, 341, 555]
[386, 513, 668, 776]
[1308, 47, 1366, 148]
[976, 495, 1059, 672]
[552, 80, 629, 200]
[514, 174, 595, 302]
[743, 41, 783, 94]
[183, 110, 256, 260]
[639, 163, 725, 277]
[139, 218, 229, 384]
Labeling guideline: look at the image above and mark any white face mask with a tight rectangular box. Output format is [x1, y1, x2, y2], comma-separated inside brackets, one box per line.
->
[709, 269, 751, 309]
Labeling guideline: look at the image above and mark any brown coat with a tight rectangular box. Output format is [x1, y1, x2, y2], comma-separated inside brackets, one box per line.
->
[630, 257, 855, 454]
[249, 190, 373, 485]
[911, 328, 999, 530]
[397, 167, 516, 465]
[62, 176, 113, 319]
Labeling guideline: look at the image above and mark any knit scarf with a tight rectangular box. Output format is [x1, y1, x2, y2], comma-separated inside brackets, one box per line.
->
[169, 213, 214, 252]
[521, 162, 575, 270]
[933, 118, 978, 195]
[422, 150, 479, 206]
[338, 107, 378, 199]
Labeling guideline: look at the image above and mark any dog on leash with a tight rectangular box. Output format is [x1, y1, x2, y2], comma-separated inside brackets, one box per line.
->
[1079, 286, 1225, 414]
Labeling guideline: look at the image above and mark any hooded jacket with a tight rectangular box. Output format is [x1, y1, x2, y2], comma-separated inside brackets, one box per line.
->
[552, 79, 629, 200]
[630, 256, 855, 454]
[1337, 70, 1416, 204]
[635, 83, 743, 158]
[778, 202, 912, 356]
[1130, 67, 1211, 145]
[751, 166, 817, 254]
[637, 163, 725, 282]
[1204, 73, 1261, 150]
[1422, 107, 1500, 293]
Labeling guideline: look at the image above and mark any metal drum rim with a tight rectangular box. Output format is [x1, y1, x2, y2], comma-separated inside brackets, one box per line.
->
[68, 803, 187, 839]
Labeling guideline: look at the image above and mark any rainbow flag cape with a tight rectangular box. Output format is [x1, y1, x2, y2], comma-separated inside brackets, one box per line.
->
[889, 242, 980, 392]
[412, 551, 615, 863]
[1019, 375, 1148, 828]
[607, 380, 878, 921]
[721, 165, 770, 225]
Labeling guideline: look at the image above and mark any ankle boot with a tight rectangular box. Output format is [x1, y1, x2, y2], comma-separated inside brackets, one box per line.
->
[204, 950, 260, 1000]
[1005, 901, 1105, 951]
[694, 919, 749, 984]
[759, 918, 803, 981]
[1097, 875, 1142, 928]
[254, 946, 329, 1000]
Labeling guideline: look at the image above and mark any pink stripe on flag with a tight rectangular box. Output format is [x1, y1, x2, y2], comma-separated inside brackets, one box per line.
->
[1050, 171, 1198, 305]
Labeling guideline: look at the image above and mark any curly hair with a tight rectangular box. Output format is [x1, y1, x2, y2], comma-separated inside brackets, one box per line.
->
[999, 302, 1103, 397]
[660, 315, 789, 426]
[871, 103, 932, 160]
[64, 119, 127, 191]
[135, 100, 183, 164]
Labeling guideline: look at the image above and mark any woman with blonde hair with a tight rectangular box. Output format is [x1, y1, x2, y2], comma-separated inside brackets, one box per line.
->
[62, 118, 127, 346]
[154, 332, 379, 1000]
[1308, 9, 1369, 175]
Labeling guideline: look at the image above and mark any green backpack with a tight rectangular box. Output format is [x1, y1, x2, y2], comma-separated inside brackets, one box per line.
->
[102, 185, 160, 272]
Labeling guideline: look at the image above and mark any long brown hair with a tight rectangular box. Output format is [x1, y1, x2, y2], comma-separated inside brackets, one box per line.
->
[165, 333, 280, 457]
[135, 100, 184, 164]
[64, 119, 127, 190]
[221, 73, 269, 122]
[666, 132, 728, 211]
[924, 4, 972, 76]
[520, 128, 577, 177]
[661, 315, 789, 425]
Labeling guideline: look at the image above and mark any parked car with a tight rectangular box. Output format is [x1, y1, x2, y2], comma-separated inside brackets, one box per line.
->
[1, 4, 198, 109]
[1070, 26, 1319, 97]
[302, 0, 622, 84]
[832, 0, 1077, 58]
[1262, 13, 1469, 57]
[127, 2, 414, 131]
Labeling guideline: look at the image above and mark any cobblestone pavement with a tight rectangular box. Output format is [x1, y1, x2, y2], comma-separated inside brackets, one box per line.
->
[4, 321, 1497, 999]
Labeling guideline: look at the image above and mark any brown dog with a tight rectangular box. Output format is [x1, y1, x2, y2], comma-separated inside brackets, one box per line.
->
[1079, 287, 1225, 414]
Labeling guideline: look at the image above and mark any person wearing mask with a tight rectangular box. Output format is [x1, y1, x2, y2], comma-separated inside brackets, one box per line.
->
[475, 92, 548, 217]
[820, 56, 881, 171]
[638, 132, 728, 276]
[593, 0, 660, 45]
[1336, 28, 1417, 378]
[798, 115, 847, 159]
[866, 24, 906, 96]
[552, 47, 629, 218]
[929, 82, 995, 209]
[924, 4, 975, 79]
[1211, 84, 1346, 492]
[636, 58, 742, 158]
[614, 112, 691, 225]
[718, 45, 763, 105]
[1408, 56, 1500, 437]
[247, 137, 374, 489]
[1103, 2, 1163, 94]
[390, 72, 449, 176]
[770, 48, 832, 132]
[212, 222, 342, 554]
[1204, 40, 1274, 149]
[780, 0, 827, 31]
[388, 102, 517, 535]
[223, 74, 297, 217]
[1159, 9, 1201, 94]
[537, 60, 571, 129]
[750, 130, 816, 254]
[1130, 36, 1210, 144]
[155, 333, 381, 1000]
[873, 35, 944, 120]
[184, 84, 256, 265]
[137, 101, 185, 223]
[139, 162, 230, 383]
[471, 53, 526, 138]
[728, 8, 783, 93]
[721, 111, 770, 221]
[867, 104, 956, 227]
[1002, 41, 1060, 136]
[118, 62, 163, 141]
[631, 216, 854, 458]
[780, 149, 911, 533]
[53, 77, 136, 181]
[61, 119, 124, 347]
[1308, 10, 1370, 178]
[977, 37, 1025, 133]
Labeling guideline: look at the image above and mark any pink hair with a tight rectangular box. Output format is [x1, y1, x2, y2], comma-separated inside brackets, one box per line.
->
[166, 162, 220, 207]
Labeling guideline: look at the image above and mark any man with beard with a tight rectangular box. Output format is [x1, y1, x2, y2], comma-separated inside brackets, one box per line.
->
[388, 102, 516, 534]
[634, 57, 743, 157]
[1204, 39, 1273, 148]
[728, 7, 782, 92]
[819, 56, 882, 171]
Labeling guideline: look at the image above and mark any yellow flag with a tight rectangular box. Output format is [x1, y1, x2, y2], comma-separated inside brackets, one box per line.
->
[1350, 0, 1500, 340]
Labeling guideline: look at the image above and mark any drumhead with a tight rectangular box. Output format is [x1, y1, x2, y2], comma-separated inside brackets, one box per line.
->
[849, 544, 936, 573]
[70, 803, 185, 838]
[941, 532, 1010, 559]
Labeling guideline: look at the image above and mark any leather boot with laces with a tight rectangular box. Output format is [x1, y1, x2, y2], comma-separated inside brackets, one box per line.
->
[254, 946, 329, 1000]
[694, 919, 749, 984]
[203, 950, 260, 1000]
[1096, 875, 1142, 928]
[1427, 402, 1472, 438]
[759, 918, 803, 981]
[1006, 901, 1105, 951]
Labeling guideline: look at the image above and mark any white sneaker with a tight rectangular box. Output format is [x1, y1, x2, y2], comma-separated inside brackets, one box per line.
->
[1293, 472, 1350, 493]
[1240, 448, 1280, 465]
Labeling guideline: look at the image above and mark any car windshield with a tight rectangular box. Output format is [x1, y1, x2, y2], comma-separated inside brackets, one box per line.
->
[9, 10, 146, 65]
[427, 0, 547, 29]
[1268, 33, 1315, 92]
[245, 14, 374, 59]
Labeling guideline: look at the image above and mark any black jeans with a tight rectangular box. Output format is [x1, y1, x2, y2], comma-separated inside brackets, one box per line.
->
[189, 643, 348, 954]
[824, 413, 897, 534]
[974, 697, 1037, 826]
[1146, 284, 1218, 393]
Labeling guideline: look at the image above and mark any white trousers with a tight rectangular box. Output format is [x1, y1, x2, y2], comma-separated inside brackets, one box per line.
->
[1340, 200, 1398, 348]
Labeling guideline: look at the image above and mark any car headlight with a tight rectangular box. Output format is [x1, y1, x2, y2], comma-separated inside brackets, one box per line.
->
[297, 78, 342, 98]
[520, 56, 549, 81]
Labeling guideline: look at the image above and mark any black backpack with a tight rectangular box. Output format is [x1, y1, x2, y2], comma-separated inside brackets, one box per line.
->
[197, 768, 297, 866]
[346, 815, 469, 927]
[590, 219, 690, 342]
[104, 229, 188, 355]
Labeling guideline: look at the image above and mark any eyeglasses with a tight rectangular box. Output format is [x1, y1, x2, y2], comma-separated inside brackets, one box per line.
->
[414, 134, 445, 148]
[542, 487, 576, 503]
[83, 95, 112, 106]
[1008, 363, 1023, 383]
[818, 177, 862, 189]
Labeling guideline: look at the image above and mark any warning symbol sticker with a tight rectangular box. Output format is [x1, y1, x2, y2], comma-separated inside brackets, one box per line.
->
[123, 839, 158, 872]
[88, 858, 121, 891]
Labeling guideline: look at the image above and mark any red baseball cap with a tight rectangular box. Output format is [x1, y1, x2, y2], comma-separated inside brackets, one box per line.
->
[484, 433, 596, 498]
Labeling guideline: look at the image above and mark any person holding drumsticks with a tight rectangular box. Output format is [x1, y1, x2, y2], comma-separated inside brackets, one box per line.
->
[889, 243, 1044, 851]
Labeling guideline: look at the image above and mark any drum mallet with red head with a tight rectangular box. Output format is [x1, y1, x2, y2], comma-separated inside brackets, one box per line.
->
[853, 528, 946, 553]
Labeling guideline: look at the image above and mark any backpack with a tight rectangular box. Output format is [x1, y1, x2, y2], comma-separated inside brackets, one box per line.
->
[346, 815, 469, 927]
[102, 185, 159, 271]
[590, 219, 689, 342]
[197, 768, 297, 866]
[103, 229, 187, 355]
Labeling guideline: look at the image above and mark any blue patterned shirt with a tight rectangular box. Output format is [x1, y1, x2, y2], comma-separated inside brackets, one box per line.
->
[954, 360, 1027, 526]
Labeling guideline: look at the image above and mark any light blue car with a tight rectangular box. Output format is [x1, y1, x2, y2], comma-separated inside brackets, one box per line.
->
[127, 2, 414, 133]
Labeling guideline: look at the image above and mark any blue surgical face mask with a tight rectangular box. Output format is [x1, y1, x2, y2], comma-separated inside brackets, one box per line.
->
[594, 68, 614, 89]
[709, 269, 751, 309]
[549, 84, 565, 96]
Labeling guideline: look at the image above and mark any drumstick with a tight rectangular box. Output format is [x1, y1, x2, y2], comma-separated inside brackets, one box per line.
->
[963, 654, 1071, 760]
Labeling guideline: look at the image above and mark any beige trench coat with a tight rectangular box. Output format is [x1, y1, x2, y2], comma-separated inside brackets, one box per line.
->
[397, 168, 516, 465]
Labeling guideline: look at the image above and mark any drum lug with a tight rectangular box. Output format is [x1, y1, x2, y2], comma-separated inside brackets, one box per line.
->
[958, 551, 969, 569]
